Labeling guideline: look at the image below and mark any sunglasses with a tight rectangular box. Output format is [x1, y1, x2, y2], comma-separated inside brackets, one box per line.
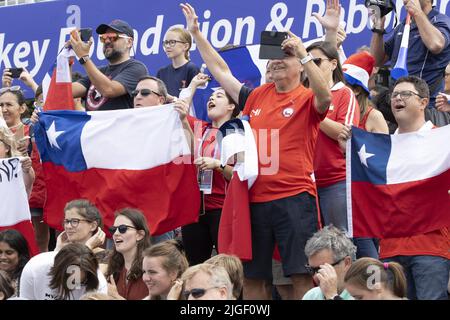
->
[305, 257, 346, 275]
[0, 86, 22, 94]
[109, 224, 136, 234]
[182, 287, 219, 299]
[99, 33, 131, 43]
[131, 88, 162, 98]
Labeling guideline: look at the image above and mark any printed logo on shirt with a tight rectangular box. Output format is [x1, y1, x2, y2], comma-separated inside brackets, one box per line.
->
[86, 85, 108, 111]
[251, 108, 262, 117]
[328, 104, 335, 112]
[282, 107, 294, 118]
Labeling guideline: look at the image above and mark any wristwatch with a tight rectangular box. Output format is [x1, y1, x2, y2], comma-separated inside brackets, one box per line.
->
[79, 55, 90, 65]
[299, 53, 313, 65]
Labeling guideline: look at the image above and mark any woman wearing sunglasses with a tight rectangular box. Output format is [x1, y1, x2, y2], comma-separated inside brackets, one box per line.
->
[105, 208, 151, 300]
[0, 86, 48, 252]
[141, 239, 188, 300]
[0, 126, 34, 197]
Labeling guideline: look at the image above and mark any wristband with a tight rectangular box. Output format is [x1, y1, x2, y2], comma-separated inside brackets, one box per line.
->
[371, 28, 386, 35]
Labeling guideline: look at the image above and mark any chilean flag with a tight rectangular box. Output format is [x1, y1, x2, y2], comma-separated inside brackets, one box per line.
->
[33, 106, 200, 235]
[42, 47, 75, 111]
[0, 157, 39, 256]
[346, 125, 450, 239]
[216, 118, 258, 261]
[188, 45, 266, 121]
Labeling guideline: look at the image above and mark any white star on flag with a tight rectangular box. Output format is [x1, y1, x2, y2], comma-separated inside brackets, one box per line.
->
[46, 121, 64, 150]
[358, 144, 375, 168]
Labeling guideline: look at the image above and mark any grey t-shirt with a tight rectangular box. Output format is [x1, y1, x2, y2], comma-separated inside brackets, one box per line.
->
[78, 59, 148, 111]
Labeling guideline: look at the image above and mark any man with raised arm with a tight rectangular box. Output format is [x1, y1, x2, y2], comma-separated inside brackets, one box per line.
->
[181, 3, 331, 300]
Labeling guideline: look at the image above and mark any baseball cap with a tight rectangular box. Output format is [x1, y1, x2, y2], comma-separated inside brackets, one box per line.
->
[96, 19, 134, 38]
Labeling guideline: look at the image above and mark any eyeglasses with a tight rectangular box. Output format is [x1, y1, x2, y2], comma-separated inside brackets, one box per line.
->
[99, 33, 131, 43]
[312, 57, 330, 67]
[182, 287, 219, 299]
[0, 86, 22, 94]
[131, 88, 162, 98]
[389, 90, 424, 100]
[162, 40, 186, 48]
[109, 224, 136, 234]
[304, 257, 346, 275]
[63, 218, 91, 228]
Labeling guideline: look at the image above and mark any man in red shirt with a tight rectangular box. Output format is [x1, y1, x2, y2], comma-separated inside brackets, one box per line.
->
[181, 3, 331, 299]
[381, 76, 449, 300]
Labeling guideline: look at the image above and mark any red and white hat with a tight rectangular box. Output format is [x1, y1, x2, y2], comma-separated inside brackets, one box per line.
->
[342, 51, 375, 94]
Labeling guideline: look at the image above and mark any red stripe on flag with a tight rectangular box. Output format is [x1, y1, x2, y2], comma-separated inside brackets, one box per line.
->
[218, 172, 252, 261]
[0, 221, 39, 256]
[42, 158, 200, 236]
[351, 168, 450, 238]
[44, 69, 74, 111]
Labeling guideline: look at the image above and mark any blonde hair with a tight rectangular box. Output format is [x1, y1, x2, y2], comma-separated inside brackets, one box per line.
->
[168, 27, 192, 60]
[205, 254, 243, 299]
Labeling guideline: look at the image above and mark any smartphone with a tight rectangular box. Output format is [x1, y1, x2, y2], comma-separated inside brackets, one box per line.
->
[9, 67, 24, 78]
[79, 28, 93, 42]
[259, 31, 288, 60]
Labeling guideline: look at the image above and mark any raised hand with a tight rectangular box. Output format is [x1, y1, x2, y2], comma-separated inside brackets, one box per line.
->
[282, 30, 307, 59]
[85, 227, 106, 251]
[68, 29, 92, 58]
[189, 73, 210, 88]
[180, 3, 200, 35]
[2, 69, 13, 87]
[173, 99, 190, 121]
[313, 0, 341, 32]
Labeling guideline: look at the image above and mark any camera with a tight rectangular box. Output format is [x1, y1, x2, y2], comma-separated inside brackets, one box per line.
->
[9, 67, 24, 78]
[365, 0, 394, 17]
[79, 28, 93, 42]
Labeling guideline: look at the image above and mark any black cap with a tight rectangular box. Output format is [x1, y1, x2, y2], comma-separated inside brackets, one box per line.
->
[96, 19, 134, 38]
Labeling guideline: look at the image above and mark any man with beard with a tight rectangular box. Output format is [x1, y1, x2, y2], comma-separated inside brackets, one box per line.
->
[69, 20, 148, 111]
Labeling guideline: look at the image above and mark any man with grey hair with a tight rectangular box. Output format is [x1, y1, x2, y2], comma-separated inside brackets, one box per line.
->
[302, 225, 356, 300]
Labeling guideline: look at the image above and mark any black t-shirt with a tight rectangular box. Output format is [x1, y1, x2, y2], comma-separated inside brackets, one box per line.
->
[238, 85, 254, 111]
[78, 59, 148, 111]
[156, 61, 200, 97]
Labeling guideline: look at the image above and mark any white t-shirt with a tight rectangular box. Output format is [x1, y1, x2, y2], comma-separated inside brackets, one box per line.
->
[19, 251, 108, 300]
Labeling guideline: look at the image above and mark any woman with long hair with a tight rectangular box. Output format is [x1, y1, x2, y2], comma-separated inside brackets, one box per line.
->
[344, 257, 407, 300]
[180, 74, 239, 266]
[0, 229, 31, 297]
[105, 208, 151, 300]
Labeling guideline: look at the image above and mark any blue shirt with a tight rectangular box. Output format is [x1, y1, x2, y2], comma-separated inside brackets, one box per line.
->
[385, 9, 450, 104]
[156, 61, 200, 97]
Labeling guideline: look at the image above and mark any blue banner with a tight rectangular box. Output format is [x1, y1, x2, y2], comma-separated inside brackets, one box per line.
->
[0, 0, 449, 98]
